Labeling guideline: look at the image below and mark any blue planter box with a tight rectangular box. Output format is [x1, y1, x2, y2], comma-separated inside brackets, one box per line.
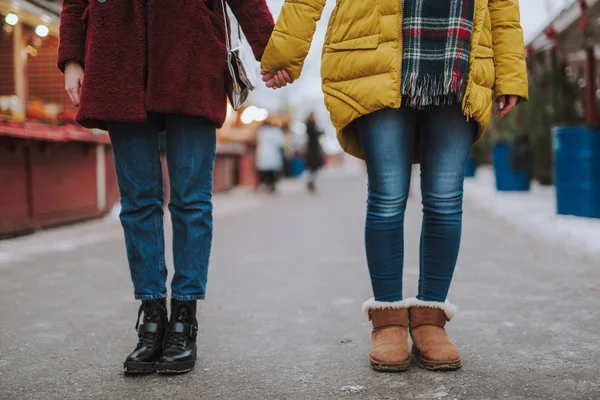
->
[552, 126, 600, 218]
[492, 143, 531, 191]
[289, 157, 305, 178]
[465, 158, 476, 178]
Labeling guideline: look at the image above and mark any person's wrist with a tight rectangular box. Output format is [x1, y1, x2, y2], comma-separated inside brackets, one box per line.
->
[65, 60, 82, 69]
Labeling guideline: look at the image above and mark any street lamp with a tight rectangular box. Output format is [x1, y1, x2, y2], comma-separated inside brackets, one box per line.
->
[5, 13, 19, 26]
[35, 25, 49, 37]
[240, 106, 269, 124]
[254, 108, 268, 122]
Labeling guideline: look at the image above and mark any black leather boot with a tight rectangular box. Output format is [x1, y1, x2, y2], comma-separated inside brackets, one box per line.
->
[123, 299, 168, 374]
[157, 299, 198, 374]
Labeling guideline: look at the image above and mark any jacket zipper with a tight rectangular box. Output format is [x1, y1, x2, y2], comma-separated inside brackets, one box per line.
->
[325, 2, 342, 46]
[462, 0, 477, 121]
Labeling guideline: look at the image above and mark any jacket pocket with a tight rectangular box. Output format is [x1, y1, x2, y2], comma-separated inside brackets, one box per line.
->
[325, 34, 379, 52]
[327, 0, 380, 45]
[322, 85, 368, 114]
[471, 45, 495, 90]
[474, 46, 493, 58]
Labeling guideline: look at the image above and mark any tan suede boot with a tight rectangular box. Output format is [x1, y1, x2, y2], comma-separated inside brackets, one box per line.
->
[409, 303, 462, 371]
[363, 299, 411, 372]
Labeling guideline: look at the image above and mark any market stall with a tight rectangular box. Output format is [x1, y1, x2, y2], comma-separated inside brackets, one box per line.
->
[0, 2, 119, 237]
[0, 0, 272, 237]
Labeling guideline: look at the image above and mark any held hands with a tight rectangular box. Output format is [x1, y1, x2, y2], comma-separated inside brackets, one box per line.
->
[496, 95, 521, 118]
[65, 61, 84, 107]
[261, 70, 294, 89]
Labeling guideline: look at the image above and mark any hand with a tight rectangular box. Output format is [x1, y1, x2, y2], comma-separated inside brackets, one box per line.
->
[261, 70, 293, 89]
[496, 95, 520, 118]
[65, 62, 84, 107]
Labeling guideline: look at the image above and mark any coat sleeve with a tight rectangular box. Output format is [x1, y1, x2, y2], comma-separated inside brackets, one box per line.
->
[260, 0, 327, 80]
[227, 0, 275, 61]
[488, 0, 529, 101]
[58, 0, 89, 73]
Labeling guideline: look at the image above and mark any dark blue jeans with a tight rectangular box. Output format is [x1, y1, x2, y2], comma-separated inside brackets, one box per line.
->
[356, 105, 474, 303]
[108, 113, 216, 301]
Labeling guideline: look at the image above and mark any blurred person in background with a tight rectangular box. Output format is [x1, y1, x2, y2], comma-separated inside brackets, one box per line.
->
[281, 121, 294, 177]
[59, 0, 273, 374]
[261, 0, 527, 371]
[304, 112, 325, 194]
[256, 119, 285, 194]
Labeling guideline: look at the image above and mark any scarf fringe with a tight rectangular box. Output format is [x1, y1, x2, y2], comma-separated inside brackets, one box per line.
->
[401, 70, 467, 109]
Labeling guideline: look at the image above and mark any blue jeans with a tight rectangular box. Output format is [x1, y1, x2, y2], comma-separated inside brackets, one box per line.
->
[108, 113, 216, 301]
[356, 105, 474, 303]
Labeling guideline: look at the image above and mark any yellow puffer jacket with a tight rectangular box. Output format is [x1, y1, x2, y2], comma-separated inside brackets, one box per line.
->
[261, 0, 529, 160]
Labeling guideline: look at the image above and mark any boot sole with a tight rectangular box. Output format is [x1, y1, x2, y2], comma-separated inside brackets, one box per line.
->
[156, 360, 196, 374]
[369, 356, 410, 372]
[123, 361, 157, 374]
[412, 345, 462, 371]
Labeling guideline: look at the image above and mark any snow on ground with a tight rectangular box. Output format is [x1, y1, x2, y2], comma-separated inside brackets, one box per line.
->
[464, 166, 600, 258]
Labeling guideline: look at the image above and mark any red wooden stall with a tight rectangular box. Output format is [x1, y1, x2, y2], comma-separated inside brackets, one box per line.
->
[0, 5, 122, 237]
[0, 122, 116, 237]
[0, 4, 243, 237]
[0, 136, 31, 234]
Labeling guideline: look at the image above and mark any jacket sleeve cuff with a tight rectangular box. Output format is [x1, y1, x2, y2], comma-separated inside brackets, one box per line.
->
[495, 84, 529, 102]
[57, 45, 85, 73]
[260, 32, 308, 81]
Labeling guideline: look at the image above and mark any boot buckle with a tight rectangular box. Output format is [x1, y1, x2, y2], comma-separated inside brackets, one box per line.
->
[170, 322, 197, 340]
[138, 322, 161, 334]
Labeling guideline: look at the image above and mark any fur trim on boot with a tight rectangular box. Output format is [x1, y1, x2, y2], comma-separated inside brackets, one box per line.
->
[361, 298, 414, 313]
[401, 298, 457, 321]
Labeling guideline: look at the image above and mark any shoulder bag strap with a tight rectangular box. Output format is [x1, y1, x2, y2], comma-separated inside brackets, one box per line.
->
[220, 0, 243, 50]
[220, 0, 231, 51]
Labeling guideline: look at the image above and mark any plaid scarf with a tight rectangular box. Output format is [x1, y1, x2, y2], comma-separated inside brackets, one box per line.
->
[401, 0, 475, 109]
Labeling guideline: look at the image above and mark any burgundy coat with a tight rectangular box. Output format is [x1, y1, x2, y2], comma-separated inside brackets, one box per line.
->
[58, 0, 274, 130]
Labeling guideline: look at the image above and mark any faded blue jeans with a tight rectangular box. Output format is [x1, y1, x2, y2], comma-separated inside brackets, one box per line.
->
[356, 105, 474, 303]
[108, 113, 216, 301]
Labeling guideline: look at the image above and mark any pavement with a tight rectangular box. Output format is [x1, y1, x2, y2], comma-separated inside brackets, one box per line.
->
[1, 169, 599, 400]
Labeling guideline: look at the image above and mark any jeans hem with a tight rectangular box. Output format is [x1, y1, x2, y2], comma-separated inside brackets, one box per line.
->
[135, 293, 167, 300]
[171, 294, 206, 301]
[373, 294, 404, 302]
[416, 295, 442, 302]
